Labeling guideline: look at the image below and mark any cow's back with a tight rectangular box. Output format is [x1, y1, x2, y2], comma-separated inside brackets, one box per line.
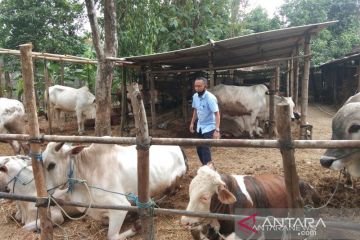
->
[77, 144, 187, 198]
[0, 98, 26, 134]
[212, 84, 268, 116]
[49, 85, 78, 111]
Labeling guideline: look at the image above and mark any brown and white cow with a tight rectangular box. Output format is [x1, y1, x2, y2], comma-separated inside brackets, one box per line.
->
[181, 166, 319, 239]
[48, 85, 96, 134]
[0, 98, 29, 154]
[0, 155, 78, 231]
[212, 84, 269, 138]
[42, 142, 188, 240]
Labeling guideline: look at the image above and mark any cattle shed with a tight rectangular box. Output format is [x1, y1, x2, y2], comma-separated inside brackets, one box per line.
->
[123, 21, 336, 139]
[318, 46, 360, 105]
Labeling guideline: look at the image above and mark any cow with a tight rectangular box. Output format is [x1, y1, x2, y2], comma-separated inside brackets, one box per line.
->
[0, 155, 78, 231]
[320, 101, 360, 178]
[211, 84, 269, 138]
[0, 98, 29, 154]
[48, 85, 96, 134]
[42, 142, 188, 240]
[180, 165, 320, 240]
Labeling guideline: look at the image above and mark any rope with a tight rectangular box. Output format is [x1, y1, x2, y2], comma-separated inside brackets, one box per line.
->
[305, 169, 343, 211]
[28, 151, 43, 162]
[49, 180, 93, 221]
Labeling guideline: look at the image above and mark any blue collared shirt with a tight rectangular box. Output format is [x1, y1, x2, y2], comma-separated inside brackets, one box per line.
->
[192, 90, 219, 133]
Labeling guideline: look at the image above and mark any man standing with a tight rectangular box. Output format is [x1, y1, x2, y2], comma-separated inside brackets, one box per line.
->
[189, 77, 220, 166]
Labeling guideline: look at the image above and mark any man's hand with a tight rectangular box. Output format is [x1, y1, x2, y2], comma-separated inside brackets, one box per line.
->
[213, 130, 220, 139]
[189, 123, 195, 133]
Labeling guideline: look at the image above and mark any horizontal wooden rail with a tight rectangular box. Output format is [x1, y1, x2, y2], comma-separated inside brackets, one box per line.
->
[1, 133, 360, 148]
[0, 192, 359, 232]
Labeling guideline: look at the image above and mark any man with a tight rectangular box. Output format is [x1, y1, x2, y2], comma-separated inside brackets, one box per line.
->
[189, 77, 220, 166]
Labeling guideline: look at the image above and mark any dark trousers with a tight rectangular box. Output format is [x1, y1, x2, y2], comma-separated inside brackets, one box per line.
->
[196, 129, 214, 165]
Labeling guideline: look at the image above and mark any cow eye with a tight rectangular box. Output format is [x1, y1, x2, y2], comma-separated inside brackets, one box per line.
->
[348, 124, 360, 134]
[47, 162, 56, 171]
[0, 166, 7, 173]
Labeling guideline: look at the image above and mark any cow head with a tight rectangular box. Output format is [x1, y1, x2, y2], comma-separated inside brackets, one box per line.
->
[42, 142, 86, 191]
[320, 103, 360, 177]
[181, 166, 236, 229]
[0, 156, 30, 192]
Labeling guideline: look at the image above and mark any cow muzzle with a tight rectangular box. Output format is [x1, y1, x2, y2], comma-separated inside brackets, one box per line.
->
[320, 156, 336, 168]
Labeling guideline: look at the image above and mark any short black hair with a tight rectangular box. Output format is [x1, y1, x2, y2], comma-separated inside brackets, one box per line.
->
[195, 76, 208, 85]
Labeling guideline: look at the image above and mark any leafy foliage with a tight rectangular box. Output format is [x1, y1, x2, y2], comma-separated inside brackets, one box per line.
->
[280, 0, 360, 66]
[0, 0, 86, 54]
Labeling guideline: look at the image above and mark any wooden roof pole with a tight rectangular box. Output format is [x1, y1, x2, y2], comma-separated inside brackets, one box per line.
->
[300, 35, 312, 139]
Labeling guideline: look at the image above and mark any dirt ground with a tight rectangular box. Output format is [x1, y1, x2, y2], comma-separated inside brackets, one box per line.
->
[0, 104, 359, 240]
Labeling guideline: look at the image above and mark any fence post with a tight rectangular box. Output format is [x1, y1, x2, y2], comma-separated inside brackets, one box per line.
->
[129, 82, 154, 240]
[44, 60, 52, 134]
[20, 43, 54, 240]
[276, 103, 304, 216]
[301, 34, 311, 139]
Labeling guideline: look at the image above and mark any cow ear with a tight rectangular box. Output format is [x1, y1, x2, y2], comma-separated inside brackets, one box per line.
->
[67, 145, 86, 155]
[348, 124, 360, 134]
[0, 165, 8, 173]
[217, 184, 236, 204]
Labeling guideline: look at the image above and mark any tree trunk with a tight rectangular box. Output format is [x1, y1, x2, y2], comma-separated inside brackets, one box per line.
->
[85, 0, 118, 136]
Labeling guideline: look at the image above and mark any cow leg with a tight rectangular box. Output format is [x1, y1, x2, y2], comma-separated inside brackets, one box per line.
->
[107, 209, 129, 240]
[76, 111, 84, 135]
[9, 140, 21, 154]
[243, 116, 254, 138]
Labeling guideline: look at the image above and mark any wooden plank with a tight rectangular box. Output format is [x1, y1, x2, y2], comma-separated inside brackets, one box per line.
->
[20, 43, 54, 240]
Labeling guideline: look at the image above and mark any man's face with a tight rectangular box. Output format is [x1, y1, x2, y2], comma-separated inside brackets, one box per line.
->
[194, 80, 206, 93]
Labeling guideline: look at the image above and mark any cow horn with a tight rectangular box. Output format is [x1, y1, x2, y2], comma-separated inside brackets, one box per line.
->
[55, 142, 65, 152]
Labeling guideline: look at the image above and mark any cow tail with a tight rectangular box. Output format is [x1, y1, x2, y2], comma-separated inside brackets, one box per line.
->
[180, 148, 189, 172]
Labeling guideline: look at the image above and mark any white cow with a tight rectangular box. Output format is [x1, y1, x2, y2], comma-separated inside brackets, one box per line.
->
[212, 84, 269, 138]
[0, 98, 29, 154]
[0, 155, 76, 231]
[42, 142, 188, 240]
[48, 85, 96, 134]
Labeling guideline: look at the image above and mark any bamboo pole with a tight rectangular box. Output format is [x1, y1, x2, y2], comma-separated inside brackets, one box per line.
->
[275, 65, 280, 94]
[182, 73, 188, 123]
[5, 71, 11, 98]
[285, 60, 290, 96]
[129, 83, 154, 240]
[20, 43, 54, 240]
[293, 46, 300, 110]
[301, 35, 312, 139]
[289, 57, 294, 97]
[2, 133, 360, 149]
[208, 51, 214, 88]
[356, 63, 360, 93]
[0, 48, 135, 66]
[119, 67, 127, 136]
[269, 69, 276, 138]
[276, 103, 304, 220]
[1, 192, 360, 232]
[60, 61, 64, 85]
[44, 60, 52, 134]
[149, 72, 156, 132]
[0, 61, 3, 97]
[150, 54, 311, 74]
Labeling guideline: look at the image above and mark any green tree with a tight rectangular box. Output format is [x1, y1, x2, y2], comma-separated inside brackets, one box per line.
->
[0, 0, 86, 55]
[280, 0, 360, 66]
[242, 6, 281, 33]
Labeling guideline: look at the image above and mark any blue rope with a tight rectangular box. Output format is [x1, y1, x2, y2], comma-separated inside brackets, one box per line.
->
[28, 151, 43, 162]
[126, 192, 156, 209]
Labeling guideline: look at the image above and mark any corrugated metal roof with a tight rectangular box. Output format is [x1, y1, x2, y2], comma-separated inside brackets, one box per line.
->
[320, 51, 360, 67]
[125, 21, 337, 70]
